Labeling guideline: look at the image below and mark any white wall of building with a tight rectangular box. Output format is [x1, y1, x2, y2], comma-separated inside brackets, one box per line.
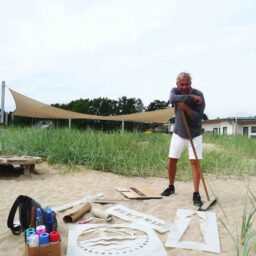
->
[203, 121, 256, 137]
[203, 121, 235, 135]
[238, 124, 256, 137]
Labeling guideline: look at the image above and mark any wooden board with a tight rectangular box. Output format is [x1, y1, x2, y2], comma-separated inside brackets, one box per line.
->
[0, 155, 42, 176]
[116, 187, 162, 199]
[92, 199, 144, 204]
[0, 155, 42, 164]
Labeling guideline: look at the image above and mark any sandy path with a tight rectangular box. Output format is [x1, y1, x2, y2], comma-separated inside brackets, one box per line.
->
[0, 163, 255, 256]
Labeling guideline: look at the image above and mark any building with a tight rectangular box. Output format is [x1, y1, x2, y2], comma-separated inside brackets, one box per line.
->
[202, 117, 256, 137]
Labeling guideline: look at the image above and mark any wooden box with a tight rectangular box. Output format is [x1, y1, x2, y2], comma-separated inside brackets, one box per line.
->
[26, 242, 61, 256]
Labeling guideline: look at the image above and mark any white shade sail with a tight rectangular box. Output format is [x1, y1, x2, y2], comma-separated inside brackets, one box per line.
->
[10, 89, 174, 124]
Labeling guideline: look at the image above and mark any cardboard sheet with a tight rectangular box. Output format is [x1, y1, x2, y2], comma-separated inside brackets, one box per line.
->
[165, 209, 220, 253]
[106, 205, 169, 233]
[66, 223, 167, 256]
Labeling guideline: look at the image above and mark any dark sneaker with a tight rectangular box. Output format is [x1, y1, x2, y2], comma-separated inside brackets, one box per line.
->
[193, 192, 203, 206]
[161, 185, 175, 196]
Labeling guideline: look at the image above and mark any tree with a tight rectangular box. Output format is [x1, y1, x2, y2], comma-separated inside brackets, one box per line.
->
[69, 98, 90, 113]
[146, 100, 169, 111]
[88, 98, 119, 116]
[117, 96, 144, 114]
[51, 103, 70, 110]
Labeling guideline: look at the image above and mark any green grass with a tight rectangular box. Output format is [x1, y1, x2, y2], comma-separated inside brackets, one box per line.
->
[0, 127, 169, 176]
[0, 127, 256, 178]
[202, 133, 256, 176]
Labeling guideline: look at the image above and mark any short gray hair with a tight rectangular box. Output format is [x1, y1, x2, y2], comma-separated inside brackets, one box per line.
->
[176, 72, 192, 83]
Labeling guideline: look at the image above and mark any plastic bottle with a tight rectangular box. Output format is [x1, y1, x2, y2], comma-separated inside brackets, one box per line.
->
[46, 207, 53, 233]
[36, 208, 43, 227]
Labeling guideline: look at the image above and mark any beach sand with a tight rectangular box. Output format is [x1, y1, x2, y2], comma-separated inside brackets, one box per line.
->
[0, 162, 255, 256]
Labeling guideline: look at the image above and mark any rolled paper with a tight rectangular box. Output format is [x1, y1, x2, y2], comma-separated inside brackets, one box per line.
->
[91, 207, 112, 221]
[63, 202, 91, 223]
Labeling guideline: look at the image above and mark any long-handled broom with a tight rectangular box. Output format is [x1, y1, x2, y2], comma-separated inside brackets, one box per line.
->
[180, 109, 217, 211]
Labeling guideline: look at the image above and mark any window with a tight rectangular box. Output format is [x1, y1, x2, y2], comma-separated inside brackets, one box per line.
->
[213, 128, 218, 134]
[251, 127, 256, 133]
[223, 127, 227, 135]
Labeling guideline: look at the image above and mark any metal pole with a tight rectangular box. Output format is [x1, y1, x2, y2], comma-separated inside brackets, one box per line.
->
[235, 116, 238, 135]
[5, 112, 8, 125]
[121, 116, 124, 133]
[69, 119, 71, 129]
[1, 81, 6, 124]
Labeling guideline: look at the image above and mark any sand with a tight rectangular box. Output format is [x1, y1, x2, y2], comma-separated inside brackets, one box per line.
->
[0, 162, 255, 256]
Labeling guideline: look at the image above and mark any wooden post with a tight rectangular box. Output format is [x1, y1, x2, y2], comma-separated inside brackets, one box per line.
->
[21, 164, 30, 176]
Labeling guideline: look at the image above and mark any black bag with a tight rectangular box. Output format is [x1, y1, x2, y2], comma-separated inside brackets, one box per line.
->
[7, 195, 57, 235]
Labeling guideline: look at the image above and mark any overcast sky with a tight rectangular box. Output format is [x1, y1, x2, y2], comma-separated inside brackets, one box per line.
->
[1, 0, 255, 118]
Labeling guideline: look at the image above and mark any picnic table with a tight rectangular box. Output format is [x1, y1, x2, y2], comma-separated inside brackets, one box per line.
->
[0, 155, 42, 176]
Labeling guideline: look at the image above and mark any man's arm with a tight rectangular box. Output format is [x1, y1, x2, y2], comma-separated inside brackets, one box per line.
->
[170, 88, 202, 105]
[177, 101, 205, 122]
[190, 95, 203, 104]
[169, 88, 193, 105]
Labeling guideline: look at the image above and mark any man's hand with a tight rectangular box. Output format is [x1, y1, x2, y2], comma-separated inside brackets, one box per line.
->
[176, 102, 187, 110]
[190, 95, 202, 104]
[177, 102, 193, 117]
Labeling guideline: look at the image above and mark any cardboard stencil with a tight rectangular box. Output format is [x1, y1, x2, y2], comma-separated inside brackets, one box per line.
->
[165, 209, 220, 253]
[66, 223, 167, 256]
[106, 205, 169, 233]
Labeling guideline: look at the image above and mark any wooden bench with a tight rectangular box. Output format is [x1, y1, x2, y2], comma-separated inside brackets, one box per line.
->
[0, 156, 42, 176]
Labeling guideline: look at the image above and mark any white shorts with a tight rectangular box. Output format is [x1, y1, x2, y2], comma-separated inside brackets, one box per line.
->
[168, 133, 203, 160]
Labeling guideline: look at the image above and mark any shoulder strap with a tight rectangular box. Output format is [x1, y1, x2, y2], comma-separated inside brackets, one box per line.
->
[7, 195, 27, 235]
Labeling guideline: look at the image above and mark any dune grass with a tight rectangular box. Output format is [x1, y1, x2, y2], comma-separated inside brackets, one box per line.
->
[0, 127, 256, 178]
[219, 189, 256, 255]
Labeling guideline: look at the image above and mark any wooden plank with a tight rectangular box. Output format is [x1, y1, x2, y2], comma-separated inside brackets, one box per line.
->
[0, 155, 42, 175]
[92, 199, 144, 204]
[131, 187, 162, 197]
[52, 193, 104, 212]
[0, 158, 8, 164]
[116, 187, 162, 200]
[1, 156, 42, 164]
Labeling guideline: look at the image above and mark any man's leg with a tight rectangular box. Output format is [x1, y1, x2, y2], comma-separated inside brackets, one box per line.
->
[161, 133, 185, 196]
[190, 160, 200, 192]
[188, 135, 203, 206]
[161, 158, 178, 196]
[168, 158, 178, 186]
[190, 160, 202, 206]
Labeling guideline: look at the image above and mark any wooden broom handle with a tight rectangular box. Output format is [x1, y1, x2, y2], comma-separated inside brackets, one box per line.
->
[180, 109, 210, 201]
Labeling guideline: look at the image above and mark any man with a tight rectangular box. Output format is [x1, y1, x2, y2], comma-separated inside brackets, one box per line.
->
[161, 72, 205, 206]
